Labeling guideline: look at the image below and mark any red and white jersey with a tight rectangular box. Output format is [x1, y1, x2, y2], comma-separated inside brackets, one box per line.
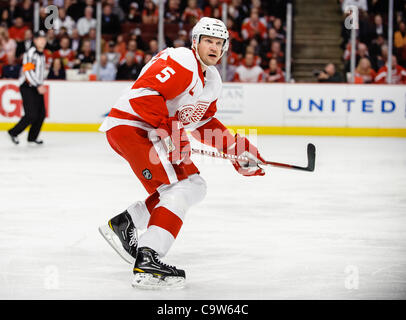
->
[100, 47, 222, 132]
[374, 65, 406, 84]
[233, 64, 264, 82]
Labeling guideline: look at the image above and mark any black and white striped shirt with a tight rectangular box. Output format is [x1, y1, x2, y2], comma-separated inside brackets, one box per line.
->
[19, 46, 46, 87]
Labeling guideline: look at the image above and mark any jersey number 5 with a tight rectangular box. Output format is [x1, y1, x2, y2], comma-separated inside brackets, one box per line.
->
[156, 66, 176, 83]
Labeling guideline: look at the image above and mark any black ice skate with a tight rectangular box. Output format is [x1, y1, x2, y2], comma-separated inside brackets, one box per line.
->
[132, 247, 186, 289]
[98, 210, 138, 264]
[27, 139, 43, 145]
[7, 131, 19, 145]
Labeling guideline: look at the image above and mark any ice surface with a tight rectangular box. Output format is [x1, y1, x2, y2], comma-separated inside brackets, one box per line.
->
[0, 131, 405, 299]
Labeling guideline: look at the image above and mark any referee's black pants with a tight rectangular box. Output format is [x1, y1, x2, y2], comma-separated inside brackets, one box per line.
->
[9, 82, 45, 142]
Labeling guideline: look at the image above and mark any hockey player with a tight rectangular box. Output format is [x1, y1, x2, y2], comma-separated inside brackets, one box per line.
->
[99, 17, 266, 289]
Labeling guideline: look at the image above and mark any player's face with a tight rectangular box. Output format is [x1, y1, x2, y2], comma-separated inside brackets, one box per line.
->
[197, 35, 224, 66]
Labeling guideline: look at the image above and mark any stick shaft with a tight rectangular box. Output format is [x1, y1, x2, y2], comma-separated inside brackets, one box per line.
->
[191, 143, 315, 172]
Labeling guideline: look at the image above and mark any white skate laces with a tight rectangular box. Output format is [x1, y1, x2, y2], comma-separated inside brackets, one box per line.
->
[129, 228, 137, 247]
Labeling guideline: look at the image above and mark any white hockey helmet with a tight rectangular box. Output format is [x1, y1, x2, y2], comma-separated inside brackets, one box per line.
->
[191, 17, 229, 60]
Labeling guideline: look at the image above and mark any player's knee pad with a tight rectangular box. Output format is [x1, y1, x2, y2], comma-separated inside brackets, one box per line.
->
[187, 174, 207, 205]
[157, 174, 207, 219]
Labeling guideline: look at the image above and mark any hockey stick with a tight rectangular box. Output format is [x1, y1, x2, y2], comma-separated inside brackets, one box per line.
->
[191, 143, 316, 172]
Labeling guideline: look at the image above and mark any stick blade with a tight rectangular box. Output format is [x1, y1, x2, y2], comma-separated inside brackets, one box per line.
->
[306, 143, 316, 172]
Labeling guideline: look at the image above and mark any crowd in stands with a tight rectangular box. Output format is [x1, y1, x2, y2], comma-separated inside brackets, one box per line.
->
[1, 0, 404, 84]
[0, 0, 289, 83]
[333, 0, 406, 84]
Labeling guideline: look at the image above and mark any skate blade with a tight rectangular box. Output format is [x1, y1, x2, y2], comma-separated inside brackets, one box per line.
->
[98, 224, 135, 264]
[132, 273, 186, 290]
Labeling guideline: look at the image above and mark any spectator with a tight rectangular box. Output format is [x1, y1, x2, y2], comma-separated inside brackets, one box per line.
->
[264, 58, 285, 83]
[375, 55, 406, 84]
[0, 40, 8, 75]
[250, 0, 266, 17]
[6, 0, 20, 23]
[19, 0, 34, 23]
[371, 14, 387, 40]
[105, 40, 120, 66]
[165, 0, 181, 24]
[16, 29, 33, 59]
[344, 42, 371, 72]
[227, 0, 250, 30]
[203, 0, 222, 20]
[173, 38, 184, 48]
[356, 42, 371, 65]
[271, 18, 286, 43]
[376, 44, 389, 70]
[116, 52, 140, 80]
[369, 34, 386, 70]
[0, 8, 12, 28]
[143, 52, 153, 65]
[8, 17, 29, 42]
[142, 0, 158, 24]
[267, 41, 285, 69]
[91, 53, 117, 80]
[259, 28, 278, 58]
[58, 27, 69, 39]
[121, 39, 144, 65]
[358, 9, 374, 45]
[354, 57, 376, 83]
[67, 0, 87, 22]
[128, 31, 146, 52]
[0, 29, 17, 62]
[101, 4, 121, 35]
[394, 21, 406, 67]
[70, 28, 82, 52]
[47, 57, 66, 80]
[177, 30, 191, 48]
[77, 6, 97, 36]
[45, 29, 59, 53]
[147, 39, 159, 56]
[317, 63, 344, 83]
[106, 0, 126, 22]
[1, 55, 21, 79]
[54, 7, 76, 36]
[53, 37, 76, 69]
[241, 9, 267, 41]
[233, 52, 264, 82]
[74, 39, 95, 69]
[182, 0, 204, 25]
[245, 44, 261, 66]
[114, 34, 127, 59]
[85, 27, 97, 51]
[127, 3, 141, 23]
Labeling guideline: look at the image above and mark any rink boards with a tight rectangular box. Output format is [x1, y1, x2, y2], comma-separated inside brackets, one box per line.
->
[0, 80, 405, 136]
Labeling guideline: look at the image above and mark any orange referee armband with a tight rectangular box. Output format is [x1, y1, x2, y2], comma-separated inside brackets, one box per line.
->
[23, 62, 35, 72]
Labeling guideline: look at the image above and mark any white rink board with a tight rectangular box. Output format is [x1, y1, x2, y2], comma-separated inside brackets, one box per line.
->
[0, 80, 405, 128]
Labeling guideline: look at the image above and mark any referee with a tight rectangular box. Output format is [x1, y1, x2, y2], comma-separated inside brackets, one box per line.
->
[8, 30, 47, 145]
